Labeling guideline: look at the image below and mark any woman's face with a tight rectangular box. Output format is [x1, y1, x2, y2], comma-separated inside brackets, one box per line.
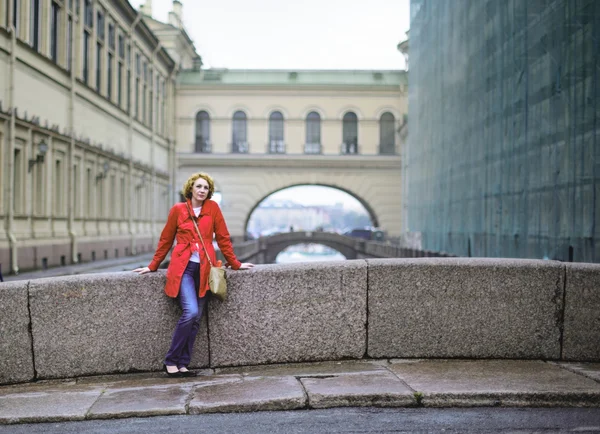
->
[191, 177, 210, 203]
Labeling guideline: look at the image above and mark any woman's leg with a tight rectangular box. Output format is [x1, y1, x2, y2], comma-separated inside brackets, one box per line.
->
[177, 293, 207, 369]
[164, 262, 200, 368]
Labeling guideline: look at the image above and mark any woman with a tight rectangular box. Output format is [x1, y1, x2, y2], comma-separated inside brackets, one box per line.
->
[134, 172, 253, 377]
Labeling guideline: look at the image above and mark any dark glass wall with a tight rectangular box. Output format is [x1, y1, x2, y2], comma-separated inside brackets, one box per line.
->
[407, 0, 599, 262]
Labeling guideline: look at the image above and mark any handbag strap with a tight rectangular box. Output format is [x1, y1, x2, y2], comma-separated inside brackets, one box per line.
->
[186, 202, 214, 267]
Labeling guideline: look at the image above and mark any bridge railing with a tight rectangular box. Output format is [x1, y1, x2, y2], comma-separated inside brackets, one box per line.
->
[1, 258, 598, 385]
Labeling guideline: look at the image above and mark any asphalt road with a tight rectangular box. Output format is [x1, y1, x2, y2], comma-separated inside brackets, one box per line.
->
[2, 407, 600, 433]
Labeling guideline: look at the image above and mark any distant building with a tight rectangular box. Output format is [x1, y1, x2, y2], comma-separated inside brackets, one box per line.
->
[407, 0, 599, 262]
[175, 68, 407, 241]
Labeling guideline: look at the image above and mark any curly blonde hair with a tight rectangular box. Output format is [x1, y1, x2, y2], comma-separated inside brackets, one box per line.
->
[181, 172, 215, 200]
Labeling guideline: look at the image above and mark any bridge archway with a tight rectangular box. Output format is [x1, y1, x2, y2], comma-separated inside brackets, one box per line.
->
[244, 184, 379, 238]
[262, 232, 361, 263]
[177, 154, 402, 240]
[275, 243, 347, 263]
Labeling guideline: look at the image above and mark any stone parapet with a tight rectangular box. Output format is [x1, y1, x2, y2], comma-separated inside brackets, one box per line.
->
[562, 263, 600, 361]
[0, 259, 599, 385]
[367, 258, 564, 359]
[209, 261, 367, 366]
[28, 272, 209, 380]
[0, 281, 34, 384]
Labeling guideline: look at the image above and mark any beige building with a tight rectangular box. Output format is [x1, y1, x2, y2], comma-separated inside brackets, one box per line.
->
[0, 0, 183, 274]
[175, 69, 407, 240]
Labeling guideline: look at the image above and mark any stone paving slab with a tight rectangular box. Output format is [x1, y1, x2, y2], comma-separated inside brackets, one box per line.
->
[87, 384, 192, 419]
[215, 360, 387, 377]
[0, 388, 102, 424]
[300, 372, 415, 409]
[387, 359, 600, 407]
[553, 362, 600, 383]
[189, 376, 306, 414]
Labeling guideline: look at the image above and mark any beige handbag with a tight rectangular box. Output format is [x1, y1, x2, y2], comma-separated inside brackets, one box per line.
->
[187, 203, 227, 301]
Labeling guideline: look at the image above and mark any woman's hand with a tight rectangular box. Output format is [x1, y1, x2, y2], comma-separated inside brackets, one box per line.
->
[133, 266, 152, 275]
[238, 263, 254, 270]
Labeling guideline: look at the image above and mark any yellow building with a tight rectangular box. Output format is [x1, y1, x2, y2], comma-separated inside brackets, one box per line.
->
[0, 0, 178, 274]
[175, 68, 407, 240]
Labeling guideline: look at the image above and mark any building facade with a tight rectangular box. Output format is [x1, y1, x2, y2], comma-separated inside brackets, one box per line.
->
[175, 69, 407, 240]
[407, 0, 599, 262]
[0, 0, 179, 274]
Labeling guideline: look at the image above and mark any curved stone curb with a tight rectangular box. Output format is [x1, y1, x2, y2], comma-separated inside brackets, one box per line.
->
[1, 360, 599, 425]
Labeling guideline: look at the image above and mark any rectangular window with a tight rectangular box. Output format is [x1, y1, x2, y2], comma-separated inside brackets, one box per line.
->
[13, 148, 23, 214]
[127, 69, 131, 113]
[85, 167, 92, 217]
[135, 53, 140, 118]
[118, 34, 124, 59]
[142, 61, 147, 123]
[96, 10, 104, 40]
[30, 0, 40, 51]
[109, 175, 116, 217]
[50, 2, 60, 63]
[107, 52, 113, 99]
[97, 177, 104, 218]
[83, 31, 90, 84]
[96, 42, 102, 92]
[66, 16, 72, 71]
[54, 159, 62, 215]
[117, 62, 122, 106]
[11, 0, 19, 33]
[73, 163, 79, 218]
[120, 177, 126, 218]
[33, 163, 44, 215]
[84, 0, 92, 27]
[108, 23, 114, 49]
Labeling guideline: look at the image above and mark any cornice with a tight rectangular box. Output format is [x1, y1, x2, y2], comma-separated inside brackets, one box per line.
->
[177, 153, 402, 170]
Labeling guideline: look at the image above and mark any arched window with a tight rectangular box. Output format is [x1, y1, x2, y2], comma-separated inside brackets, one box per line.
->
[268, 111, 285, 153]
[232, 111, 248, 153]
[305, 111, 321, 154]
[342, 112, 358, 154]
[379, 112, 396, 155]
[195, 110, 211, 153]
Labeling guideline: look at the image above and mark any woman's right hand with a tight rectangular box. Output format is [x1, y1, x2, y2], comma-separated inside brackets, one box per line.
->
[133, 266, 152, 275]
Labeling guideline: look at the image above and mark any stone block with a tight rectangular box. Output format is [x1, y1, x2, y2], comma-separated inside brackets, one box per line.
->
[301, 372, 414, 408]
[387, 359, 600, 407]
[0, 280, 34, 384]
[367, 258, 564, 359]
[208, 261, 367, 367]
[563, 263, 600, 361]
[29, 271, 209, 379]
[189, 376, 306, 413]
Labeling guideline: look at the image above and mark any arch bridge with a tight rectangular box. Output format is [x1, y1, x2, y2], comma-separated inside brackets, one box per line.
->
[177, 153, 402, 242]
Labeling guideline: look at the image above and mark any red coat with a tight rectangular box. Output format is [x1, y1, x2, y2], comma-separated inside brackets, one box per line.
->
[148, 199, 241, 298]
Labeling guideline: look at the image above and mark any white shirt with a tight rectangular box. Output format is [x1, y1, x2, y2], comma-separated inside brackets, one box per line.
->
[189, 206, 202, 263]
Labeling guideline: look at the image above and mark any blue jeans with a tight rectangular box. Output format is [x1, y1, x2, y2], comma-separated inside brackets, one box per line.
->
[164, 261, 207, 368]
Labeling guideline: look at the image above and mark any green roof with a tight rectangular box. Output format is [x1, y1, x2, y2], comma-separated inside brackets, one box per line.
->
[177, 69, 406, 87]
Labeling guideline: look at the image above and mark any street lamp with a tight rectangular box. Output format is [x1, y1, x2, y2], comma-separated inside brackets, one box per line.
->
[28, 140, 48, 172]
[96, 161, 111, 181]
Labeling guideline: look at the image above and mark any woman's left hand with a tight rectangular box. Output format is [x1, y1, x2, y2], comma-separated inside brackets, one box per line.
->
[238, 262, 254, 270]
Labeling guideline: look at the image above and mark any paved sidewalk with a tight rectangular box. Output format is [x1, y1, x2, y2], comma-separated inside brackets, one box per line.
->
[2, 253, 156, 282]
[1, 359, 599, 425]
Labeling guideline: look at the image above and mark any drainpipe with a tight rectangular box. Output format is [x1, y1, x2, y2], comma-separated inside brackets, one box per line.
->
[150, 43, 161, 245]
[6, 5, 19, 274]
[127, 13, 141, 254]
[67, 8, 80, 263]
[167, 64, 179, 206]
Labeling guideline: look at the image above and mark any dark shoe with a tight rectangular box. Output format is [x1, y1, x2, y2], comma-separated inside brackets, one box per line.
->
[163, 364, 182, 378]
[178, 368, 197, 377]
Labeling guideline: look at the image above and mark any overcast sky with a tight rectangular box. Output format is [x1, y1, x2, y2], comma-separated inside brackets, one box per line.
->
[130, 0, 410, 70]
